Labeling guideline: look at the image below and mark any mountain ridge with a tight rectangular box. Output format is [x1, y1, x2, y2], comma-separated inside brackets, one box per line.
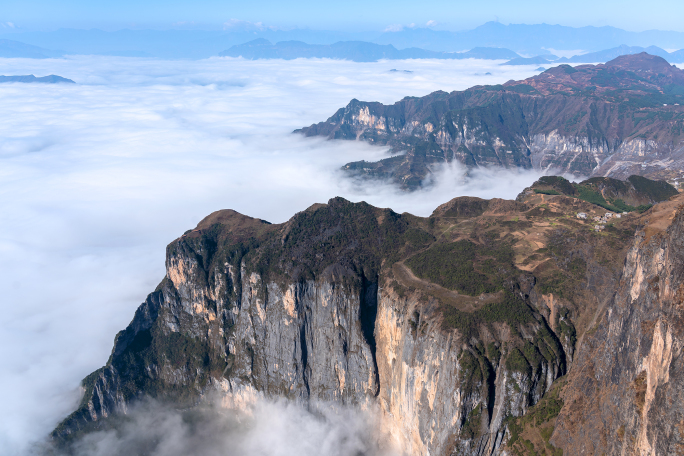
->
[5, 22, 684, 59]
[0, 38, 63, 58]
[297, 53, 684, 190]
[219, 39, 520, 62]
[0, 74, 75, 83]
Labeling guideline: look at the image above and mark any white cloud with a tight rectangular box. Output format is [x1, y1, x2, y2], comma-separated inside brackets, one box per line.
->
[222, 18, 276, 31]
[383, 23, 416, 32]
[426, 20, 438, 27]
[50, 397, 399, 456]
[0, 55, 542, 455]
[383, 24, 404, 32]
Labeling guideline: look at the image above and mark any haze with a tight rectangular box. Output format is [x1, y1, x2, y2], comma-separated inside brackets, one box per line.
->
[2, 0, 684, 32]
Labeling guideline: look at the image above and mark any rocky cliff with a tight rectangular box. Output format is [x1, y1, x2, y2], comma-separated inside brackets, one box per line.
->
[297, 53, 684, 189]
[547, 191, 684, 454]
[52, 184, 662, 455]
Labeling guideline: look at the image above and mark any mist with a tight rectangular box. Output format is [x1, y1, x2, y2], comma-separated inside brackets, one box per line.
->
[0, 55, 544, 455]
[38, 397, 398, 456]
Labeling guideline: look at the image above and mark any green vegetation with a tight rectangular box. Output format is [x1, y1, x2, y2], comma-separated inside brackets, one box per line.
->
[559, 65, 577, 74]
[110, 325, 227, 401]
[535, 176, 576, 195]
[406, 239, 515, 295]
[530, 175, 676, 214]
[507, 84, 539, 94]
[534, 189, 561, 196]
[536, 271, 572, 299]
[459, 350, 484, 387]
[487, 342, 501, 364]
[576, 186, 617, 211]
[441, 291, 534, 339]
[557, 308, 577, 347]
[461, 402, 483, 439]
[628, 174, 678, 201]
[406, 240, 496, 295]
[241, 198, 436, 283]
[506, 348, 531, 375]
[506, 378, 566, 456]
[409, 310, 420, 335]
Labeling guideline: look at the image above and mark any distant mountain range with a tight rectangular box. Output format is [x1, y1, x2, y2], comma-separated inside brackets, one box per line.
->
[2, 26, 684, 70]
[3, 22, 684, 59]
[0, 74, 75, 83]
[373, 22, 684, 56]
[503, 44, 684, 65]
[557, 44, 684, 63]
[219, 39, 520, 62]
[297, 53, 684, 189]
[222, 41, 684, 65]
[501, 55, 557, 66]
[0, 39, 63, 58]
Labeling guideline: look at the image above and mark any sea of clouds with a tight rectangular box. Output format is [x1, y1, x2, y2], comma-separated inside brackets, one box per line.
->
[0, 55, 544, 455]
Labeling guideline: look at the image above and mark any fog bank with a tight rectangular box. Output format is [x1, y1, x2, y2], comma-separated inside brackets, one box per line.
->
[38, 398, 398, 456]
[0, 55, 542, 454]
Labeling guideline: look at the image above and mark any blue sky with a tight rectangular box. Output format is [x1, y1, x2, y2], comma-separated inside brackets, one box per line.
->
[2, 0, 684, 32]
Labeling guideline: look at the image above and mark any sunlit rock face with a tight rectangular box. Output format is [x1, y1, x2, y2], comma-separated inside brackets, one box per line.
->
[552, 200, 684, 455]
[298, 54, 684, 189]
[54, 189, 666, 455]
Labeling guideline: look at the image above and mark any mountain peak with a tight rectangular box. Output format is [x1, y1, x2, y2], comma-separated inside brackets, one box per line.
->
[605, 51, 677, 72]
[505, 52, 684, 95]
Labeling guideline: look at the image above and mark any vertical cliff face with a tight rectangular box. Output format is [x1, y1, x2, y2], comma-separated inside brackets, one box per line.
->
[373, 286, 566, 456]
[53, 194, 643, 455]
[552, 197, 684, 455]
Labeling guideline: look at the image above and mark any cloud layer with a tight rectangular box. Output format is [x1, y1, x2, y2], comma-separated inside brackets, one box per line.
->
[0, 55, 542, 455]
[41, 397, 398, 456]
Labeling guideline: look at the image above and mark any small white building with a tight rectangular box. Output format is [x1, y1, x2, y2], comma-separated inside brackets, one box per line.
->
[605, 212, 614, 219]
[577, 212, 587, 219]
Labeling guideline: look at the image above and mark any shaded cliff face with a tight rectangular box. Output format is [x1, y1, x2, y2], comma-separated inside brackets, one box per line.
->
[549, 195, 684, 455]
[53, 192, 644, 455]
[296, 54, 684, 189]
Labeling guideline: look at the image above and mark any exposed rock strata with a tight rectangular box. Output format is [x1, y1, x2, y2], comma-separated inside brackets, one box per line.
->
[297, 54, 684, 189]
[53, 192, 645, 455]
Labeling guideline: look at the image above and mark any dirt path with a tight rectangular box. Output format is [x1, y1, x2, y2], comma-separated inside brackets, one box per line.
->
[392, 262, 501, 312]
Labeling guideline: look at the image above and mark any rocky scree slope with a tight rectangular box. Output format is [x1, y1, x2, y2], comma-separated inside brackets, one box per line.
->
[52, 181, 673, 455]
[297, 53, 684, 190]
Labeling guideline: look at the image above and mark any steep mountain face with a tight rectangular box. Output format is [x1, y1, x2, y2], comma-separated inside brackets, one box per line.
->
[53, 181, 671, 455]
[297, 53, 684, 189]
[550, 195, 684, 455]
